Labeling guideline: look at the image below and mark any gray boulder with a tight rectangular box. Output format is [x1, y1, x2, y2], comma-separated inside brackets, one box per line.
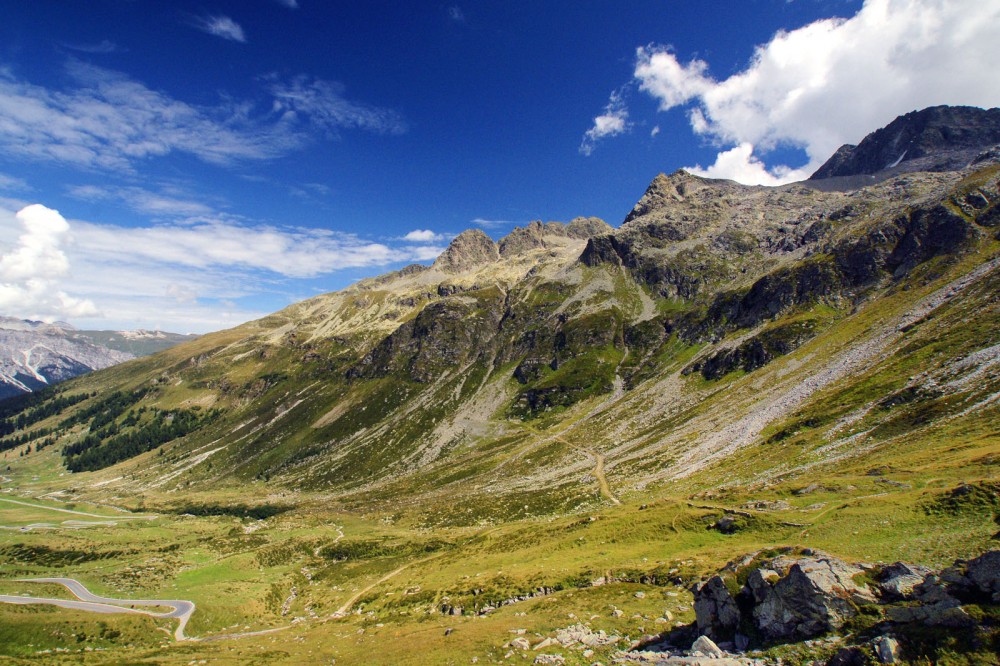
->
[752, 556, 876, 640]
[888, 574, 973, 627]
[964, 550, 1000, 601]
[876, 562, 931, 600]
[693, 576, 741, 639]
[690, 635, 726, 658]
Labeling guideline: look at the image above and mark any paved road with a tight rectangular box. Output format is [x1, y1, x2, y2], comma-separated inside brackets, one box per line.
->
[0, 577, 196, 641]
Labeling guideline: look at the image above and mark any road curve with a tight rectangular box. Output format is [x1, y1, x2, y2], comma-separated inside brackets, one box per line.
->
[2, 577, 196, 641]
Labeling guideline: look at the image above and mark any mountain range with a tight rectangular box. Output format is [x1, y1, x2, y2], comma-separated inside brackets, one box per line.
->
[1, 106, 998, 664]
[0, 317, 197, 400]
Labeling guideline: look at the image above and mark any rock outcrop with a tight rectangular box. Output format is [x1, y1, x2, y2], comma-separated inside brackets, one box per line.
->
[679, 549, 1000, 663]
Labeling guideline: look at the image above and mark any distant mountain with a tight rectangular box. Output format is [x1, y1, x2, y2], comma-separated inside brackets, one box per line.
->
[0, 318, 197, 400]
[73, 328, 200, 357]
[809, 105, 1000, 184]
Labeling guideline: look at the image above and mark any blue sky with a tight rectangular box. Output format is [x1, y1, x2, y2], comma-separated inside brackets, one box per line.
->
[0, 0, 997, 333]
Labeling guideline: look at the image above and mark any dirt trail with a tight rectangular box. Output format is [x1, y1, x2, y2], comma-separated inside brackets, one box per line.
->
[332, 551, 448, 618]
[587, 448, 621, 505]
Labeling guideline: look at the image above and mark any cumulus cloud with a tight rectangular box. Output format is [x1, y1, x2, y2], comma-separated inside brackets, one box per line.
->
[403, 229, 447, 242]
[193, 15, 247, 43]
[625, 0, 1000, 184]
[0, 62, 406, 173]
[685, 143, 813, 186]
[580, 90, 630, 156]
[0, 204, 98, 319]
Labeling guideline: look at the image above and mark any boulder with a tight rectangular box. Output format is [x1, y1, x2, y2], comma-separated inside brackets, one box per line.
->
[752, 556, 876, 640]
[964, 550, 1000, 601]
[873, 635, 901, 664]
[876, 562, 931, 600]
[690, 635, 726, 658]
[693, 576, 741, 639]
[888, 575, 973, 627]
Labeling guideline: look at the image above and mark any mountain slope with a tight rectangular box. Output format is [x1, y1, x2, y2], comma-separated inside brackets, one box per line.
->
[3, 147, 997, 523]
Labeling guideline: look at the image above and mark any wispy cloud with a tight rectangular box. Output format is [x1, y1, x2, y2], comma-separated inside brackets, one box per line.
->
[268, 74, 407, 136]
[0, 199, 450, 332]
[67, 183, 215, 217]
[471, 218, 521, 230]
[0, 173, 29, 191]
[63, 39, 121, 54]
[192, 15, 247, 43]
[273, 0, 299, 8]
[626, 0, 1000, 184]
[580, 89, 630, 156]
[0, 62, 406, 174]
[447, 6, 465, 22]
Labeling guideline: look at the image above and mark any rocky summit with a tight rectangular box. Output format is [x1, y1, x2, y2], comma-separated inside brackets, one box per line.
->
[810, 105, 1000, 183]
[1, 106, 999, 665]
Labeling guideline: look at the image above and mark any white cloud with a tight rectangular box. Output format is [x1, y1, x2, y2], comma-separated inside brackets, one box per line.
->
[685, 143, 813, 186]
[67, 184, 214, 217]
[0, 62, 405, 173]
[274, 0, 299, 8]
[650, 125, 660, 138]
[0, 204, 98, 319]
[471, 218, 519, 230]
[193, 15, 247, 43]
[71, 219, 410, 279]
[403, 229, 446, 242]
[628, 0, 1000, 184]
[63, 39, 121, 54]
[448, 6, 465, 22]
[0, 173, 29, 191]
[580, 90, 630, 156]
[0, 201, 453, 333]
[268, 75, 407, 136]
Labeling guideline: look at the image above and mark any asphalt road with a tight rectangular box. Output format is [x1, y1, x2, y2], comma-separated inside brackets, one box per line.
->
[0, 577, 196, 640]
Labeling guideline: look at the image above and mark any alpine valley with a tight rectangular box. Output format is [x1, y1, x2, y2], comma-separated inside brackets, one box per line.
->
[2, 106, 1000, 665]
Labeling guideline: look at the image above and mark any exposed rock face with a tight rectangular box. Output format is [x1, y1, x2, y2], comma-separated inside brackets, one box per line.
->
[811, 105, 1000, 180]
[687, 549, 1000, 660]
[566, 216, 612, 239]
[498, 221, 549, 257]
[749, 555, 876, 640]
[433, 229, 500, 273]
[876, 562, 931, 601]
[693, 576, 741, 640]
[498, 218, 612, 257]
[964, 550, 1000, 601]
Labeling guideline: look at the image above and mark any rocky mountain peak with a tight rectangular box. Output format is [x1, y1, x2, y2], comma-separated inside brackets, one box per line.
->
[810, 105, 1000, 180]
[566, 216, 613, 239]
[433, 228, 500, 273]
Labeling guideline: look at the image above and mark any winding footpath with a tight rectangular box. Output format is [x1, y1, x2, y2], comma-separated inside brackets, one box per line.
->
[0, 578, 196, 641]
